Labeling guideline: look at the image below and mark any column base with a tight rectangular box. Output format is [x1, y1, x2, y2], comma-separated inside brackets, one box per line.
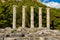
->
[29, 28, 37, 33]
[45, 27, 50, 30]
[38, 27, 45, 30]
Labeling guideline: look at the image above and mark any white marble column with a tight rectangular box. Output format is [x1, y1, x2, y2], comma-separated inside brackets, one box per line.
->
[30, 6, 34, 28]
[22, 6, 26, 28]
[46, 8, 50, 29]
[39, 7, 42, 28]
[13, 5, 17, 29]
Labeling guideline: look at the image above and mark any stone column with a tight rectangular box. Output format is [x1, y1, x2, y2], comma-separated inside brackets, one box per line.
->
[30, 6, 34, 28]
[13, 5, 17, 29]
[46, 8, 50, 29]
[39, 7, 42, 28]
[22, 6, 26, 28]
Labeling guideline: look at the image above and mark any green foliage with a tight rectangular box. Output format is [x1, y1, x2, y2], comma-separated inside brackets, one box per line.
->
[0, 0, 60, 30]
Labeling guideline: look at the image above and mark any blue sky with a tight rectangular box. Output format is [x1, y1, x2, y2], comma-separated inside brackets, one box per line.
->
[41, 0, 60, 3]
[40, 0, 60, 8]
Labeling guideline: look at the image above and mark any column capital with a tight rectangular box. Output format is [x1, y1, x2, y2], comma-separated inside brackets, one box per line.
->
[13, 5, 17, 7]
[30, 6, 34, 8]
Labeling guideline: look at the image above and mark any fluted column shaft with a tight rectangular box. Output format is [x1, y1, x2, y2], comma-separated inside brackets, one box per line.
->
[22, 6, 26, 28]
[46, 8, 50, 29]
[13, 5, 17, 29]
[39, 7, 42, 28]
[30, 6, 34, 28]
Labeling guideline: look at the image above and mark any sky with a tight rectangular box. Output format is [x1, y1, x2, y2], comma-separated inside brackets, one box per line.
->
[40, 0, 60, 8]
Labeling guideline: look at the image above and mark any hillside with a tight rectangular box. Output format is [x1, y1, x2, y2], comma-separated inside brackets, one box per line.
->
[0, 0, 60, 30]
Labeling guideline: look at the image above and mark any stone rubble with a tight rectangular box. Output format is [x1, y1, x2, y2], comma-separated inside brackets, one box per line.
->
[0, 27, 60, 40]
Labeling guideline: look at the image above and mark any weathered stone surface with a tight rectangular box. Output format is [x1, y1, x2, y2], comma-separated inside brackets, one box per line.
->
[17, 27, 22, 32]
[0, 29, 60, 40]
[0, 29, 5, 33]
[0, 38, 3, 40]
[5, 27, 11, 34]
[22, 6, 26, 28]
[0, 33, 5, 38]
[30, 6, 34, 28]
[13, 5, 17, 29]
[39, 7, 42, 28]
[46, 8, 50, 29]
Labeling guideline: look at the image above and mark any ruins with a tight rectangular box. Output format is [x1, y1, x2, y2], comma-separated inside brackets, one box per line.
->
[0, 5, 60, 40]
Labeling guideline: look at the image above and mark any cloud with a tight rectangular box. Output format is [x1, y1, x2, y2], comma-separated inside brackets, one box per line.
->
[42, 2, 60, 8]
[43, 0, 47, 2]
